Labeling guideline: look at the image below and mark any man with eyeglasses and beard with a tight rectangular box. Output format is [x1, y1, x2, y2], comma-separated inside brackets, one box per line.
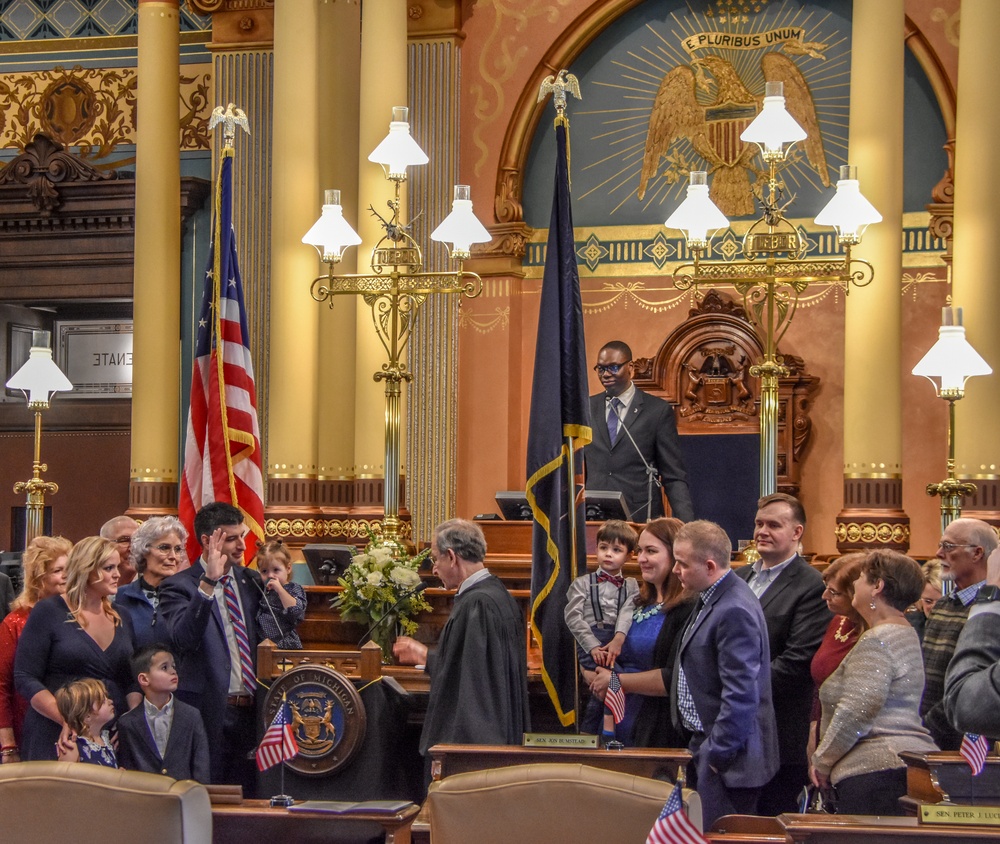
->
[584, 340, 693, 522]
[921, 517, 999, 749]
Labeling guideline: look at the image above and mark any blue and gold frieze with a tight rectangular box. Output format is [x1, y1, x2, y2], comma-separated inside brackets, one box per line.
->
[523, 212, 946, 279]
[0, 0, 209, 41]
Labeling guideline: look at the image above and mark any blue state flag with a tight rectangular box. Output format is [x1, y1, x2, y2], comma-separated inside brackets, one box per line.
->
[526, 118, 592, 728]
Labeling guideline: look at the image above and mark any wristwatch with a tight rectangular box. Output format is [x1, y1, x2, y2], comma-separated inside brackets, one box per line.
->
[975, 585, 1000, 604]
[200, 574, 220, 588]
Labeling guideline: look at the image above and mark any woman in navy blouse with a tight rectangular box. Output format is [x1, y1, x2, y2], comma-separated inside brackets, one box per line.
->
[14, 536, 139, 760]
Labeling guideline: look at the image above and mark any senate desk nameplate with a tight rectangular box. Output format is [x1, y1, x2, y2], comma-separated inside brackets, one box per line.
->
[522, 733, 598, 749]
[920, 803, 1000, 827]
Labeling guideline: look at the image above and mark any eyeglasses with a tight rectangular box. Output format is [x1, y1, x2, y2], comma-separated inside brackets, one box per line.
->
[593, 361, 631, 375]
[114, 536, 132, 545]
[938, 542, 979, 552]
[822, 586, 844, 598]
[154, 544, 184, 555]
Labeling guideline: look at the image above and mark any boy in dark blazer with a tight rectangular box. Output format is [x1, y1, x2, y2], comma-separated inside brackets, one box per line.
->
[116, 645, 210, 782]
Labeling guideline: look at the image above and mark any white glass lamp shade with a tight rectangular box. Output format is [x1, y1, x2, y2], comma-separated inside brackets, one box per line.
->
[814, 165, 882, 243]
[5, 331, 73, 407]
[302, 189, 362, 262]
[740, 82, 807, 159]
[367, 106, 429, 178]
[912, 307, 992, 396]
[430, 185, 491, 257]
[664, 171, 729, 247]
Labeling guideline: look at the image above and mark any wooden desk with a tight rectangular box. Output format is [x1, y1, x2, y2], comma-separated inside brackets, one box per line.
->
[428, 743, 690, 782]
[901, 751, 1000, 807]
[707, 813, 1000, 843]
[212, 799, 419, 844]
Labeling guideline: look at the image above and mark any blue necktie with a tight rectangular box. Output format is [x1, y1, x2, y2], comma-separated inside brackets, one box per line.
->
[608, 397, 622, 445]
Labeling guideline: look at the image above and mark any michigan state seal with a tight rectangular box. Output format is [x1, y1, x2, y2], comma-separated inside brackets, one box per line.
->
[262, 665, 367, 775]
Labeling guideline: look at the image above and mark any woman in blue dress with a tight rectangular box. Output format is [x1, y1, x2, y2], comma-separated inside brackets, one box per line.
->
[593, 517, 694, 747]
[14, 536, 139, 761]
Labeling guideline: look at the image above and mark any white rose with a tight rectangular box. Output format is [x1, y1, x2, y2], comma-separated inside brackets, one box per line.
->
[366, 571, 383, 586]
[389, 566, 421, 588]
[371, 547, 394, 568]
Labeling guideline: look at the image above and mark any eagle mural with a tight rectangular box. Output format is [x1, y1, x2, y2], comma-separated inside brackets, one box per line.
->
[638, 52, 829, 216]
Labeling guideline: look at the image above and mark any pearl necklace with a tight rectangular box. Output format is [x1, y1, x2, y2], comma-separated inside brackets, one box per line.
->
[832, 615, 853, 643]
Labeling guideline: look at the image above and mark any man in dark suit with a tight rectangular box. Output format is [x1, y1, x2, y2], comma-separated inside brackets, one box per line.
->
[159, 502, 264, 793]
[736, 493, 830, 815]
[585, 340, 693, 522]
[672, 519, 779, 828]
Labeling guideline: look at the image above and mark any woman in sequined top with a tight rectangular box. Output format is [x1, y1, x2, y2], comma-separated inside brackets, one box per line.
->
[811, 549, 938, 815]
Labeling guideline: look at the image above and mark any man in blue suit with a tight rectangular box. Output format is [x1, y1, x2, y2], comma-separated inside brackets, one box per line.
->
[672, 520, 779, 827]
[159, 502, 263, 794]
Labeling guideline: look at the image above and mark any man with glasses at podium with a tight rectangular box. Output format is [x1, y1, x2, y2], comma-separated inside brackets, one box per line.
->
[585, 340, 693, 523]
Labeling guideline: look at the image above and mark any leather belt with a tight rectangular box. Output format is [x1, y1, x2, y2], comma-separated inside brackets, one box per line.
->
[226, 694, 255, 708]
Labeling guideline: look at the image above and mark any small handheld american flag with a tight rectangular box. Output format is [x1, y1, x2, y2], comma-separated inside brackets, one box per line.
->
[961, 733, 990, 776]
[605, 671, 626, 725]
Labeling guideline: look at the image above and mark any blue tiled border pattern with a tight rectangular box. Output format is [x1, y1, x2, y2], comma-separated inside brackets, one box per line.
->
[0, 0, 209, 40]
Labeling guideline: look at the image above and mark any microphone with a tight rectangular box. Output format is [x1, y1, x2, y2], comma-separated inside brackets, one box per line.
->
[357, 582, 429, 648]
[250, 571, 287, 640]
[607, 394, 662, 522]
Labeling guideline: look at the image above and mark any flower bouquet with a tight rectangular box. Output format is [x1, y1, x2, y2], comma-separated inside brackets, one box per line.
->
[332, 532, 432, 662]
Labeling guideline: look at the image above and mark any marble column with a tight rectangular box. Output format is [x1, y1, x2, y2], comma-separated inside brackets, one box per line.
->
[354, 0, 409, 514]
[267, 0, 322, 511]
[130, 0, 181, 514]
[835, 0, 909, 551]
[951, 0, 1000, 524]
[316, 0, 363, 521]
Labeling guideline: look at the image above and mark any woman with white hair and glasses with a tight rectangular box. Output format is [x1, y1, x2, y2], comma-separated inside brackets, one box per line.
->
[115, 516, 187, 651]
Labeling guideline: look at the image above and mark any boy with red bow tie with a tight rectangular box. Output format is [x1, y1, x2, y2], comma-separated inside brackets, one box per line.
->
[564, 520, 639, 732]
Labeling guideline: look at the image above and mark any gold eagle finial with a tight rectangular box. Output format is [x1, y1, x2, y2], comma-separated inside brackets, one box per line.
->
[209, 103, 251, 149]
[537, 70, 582, 116]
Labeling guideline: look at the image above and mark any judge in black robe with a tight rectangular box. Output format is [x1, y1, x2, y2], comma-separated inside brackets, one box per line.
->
[394, 519, 529, 755]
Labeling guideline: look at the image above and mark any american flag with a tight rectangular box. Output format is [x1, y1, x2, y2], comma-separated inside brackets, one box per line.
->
[256, 701, 299, 771]
[178, 148, 265, 562]
[605, 670, 626, 725]
[647, 782, 707, 844]
[961, 732, 990, 776]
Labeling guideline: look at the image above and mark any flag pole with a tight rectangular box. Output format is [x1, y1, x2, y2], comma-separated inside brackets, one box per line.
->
[557, 94, 583, 733]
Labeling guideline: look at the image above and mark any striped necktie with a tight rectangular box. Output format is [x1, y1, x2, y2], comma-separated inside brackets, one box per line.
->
[222, 574, 257, 692]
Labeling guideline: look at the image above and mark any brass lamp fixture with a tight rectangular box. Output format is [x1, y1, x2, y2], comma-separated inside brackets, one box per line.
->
[303, 106, 489, 549]
[6, 330, 73, 546]
[664, 81, 881, 496]
[912, 306, 993, 530]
